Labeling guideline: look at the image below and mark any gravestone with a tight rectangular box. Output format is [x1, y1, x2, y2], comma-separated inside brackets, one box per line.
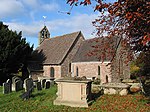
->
[24, 78, 34, 92]
[3, 82, 11, 94]
[41, 79, 46, 88]
[45, 81, 50, 89]
[6, 79, 11, 84]
[36, 82, 42, 91]
[15, 80, 23, 92]
[12, 76, 20, 83]
[12, 76, 23, 91]
[6, 79, 12, 92]
[20, 86, 34, 100]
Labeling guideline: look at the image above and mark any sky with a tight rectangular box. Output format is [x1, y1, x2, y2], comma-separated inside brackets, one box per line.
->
[1, 0, 115, 49]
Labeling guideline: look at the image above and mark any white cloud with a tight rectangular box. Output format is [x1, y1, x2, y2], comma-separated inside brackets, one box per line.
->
[22, 0, 39, 8]
[5, 13, 98, 39]
[21, 0, 60, 20]
[47, 13, 98, 38]
[6, 22, 42, 37]
[0, 0, 25, 18]
[0, 0, 60, 20]
[22, 0, 59, 11]
[42, 3, 59, 11]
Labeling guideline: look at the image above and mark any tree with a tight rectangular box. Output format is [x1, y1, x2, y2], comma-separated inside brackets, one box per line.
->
[67, 0, 150, 52]
[0, 22, 33, 85]
[135, 51, 150, 76]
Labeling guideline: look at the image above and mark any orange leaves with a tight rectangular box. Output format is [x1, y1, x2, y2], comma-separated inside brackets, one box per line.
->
[125, 12, 133, 20]
[108, 8, 113, 15]
[67, 0, 91, 5]
[85, 0, 91, 4]
[80, 0, 91, 5]
[67, 0, 78, 5]
[94, 5, 102, 12]
[114, 2, 119, 6]
[94, 3, 110, 12]
[142, 34, 150, 45]
[67, 0, 150, 52]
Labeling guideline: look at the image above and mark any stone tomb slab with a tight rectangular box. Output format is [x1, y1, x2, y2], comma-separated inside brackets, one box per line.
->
[54, 79, 92, 107]
[100, 83, 130, 95]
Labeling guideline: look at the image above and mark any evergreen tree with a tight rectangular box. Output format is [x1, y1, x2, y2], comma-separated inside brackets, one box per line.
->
[0, 22, 33, 84]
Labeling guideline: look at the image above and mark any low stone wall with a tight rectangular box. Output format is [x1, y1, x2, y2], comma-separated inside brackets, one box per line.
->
[100, 83, 130, 96]
[122, 79, 141, 93]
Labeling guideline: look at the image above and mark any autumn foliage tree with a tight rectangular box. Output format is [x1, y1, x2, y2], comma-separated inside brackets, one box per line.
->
[67, 0, 150, 52]
[67, 0, 150, 94]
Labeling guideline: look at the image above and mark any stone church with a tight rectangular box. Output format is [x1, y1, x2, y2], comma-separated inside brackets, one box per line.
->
[29, 26, 130, 83]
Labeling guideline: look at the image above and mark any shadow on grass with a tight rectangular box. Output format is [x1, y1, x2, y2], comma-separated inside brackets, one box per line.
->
[31, 92, 46, 98]
[91, 89, 104, 101]
[143, 84, 150, 97]
[139, 97, 150, 106]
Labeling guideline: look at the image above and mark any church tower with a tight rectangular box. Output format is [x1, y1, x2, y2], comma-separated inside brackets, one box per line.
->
[38, 26, 50, 45]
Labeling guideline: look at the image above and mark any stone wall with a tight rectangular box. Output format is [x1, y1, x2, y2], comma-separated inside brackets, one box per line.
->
[111, 39, 130, 83]
[30, 71, 43, 80]
[61, 34, 84, 77]
[43, 65, 61, 79]
[72, 62, 112, 83]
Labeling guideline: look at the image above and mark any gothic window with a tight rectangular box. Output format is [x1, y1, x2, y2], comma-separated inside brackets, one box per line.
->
[76, 67, 79, 76]
[50, 67, 55, 77]
[69, 63, 71, 73]
[98, 66, 100, 76]
[106, 75, 108, 83]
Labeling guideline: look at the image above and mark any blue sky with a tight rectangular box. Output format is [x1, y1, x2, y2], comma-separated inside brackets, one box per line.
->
[1, 0, 115, 49]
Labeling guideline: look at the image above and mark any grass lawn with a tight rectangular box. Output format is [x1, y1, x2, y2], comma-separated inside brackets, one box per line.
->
[0, 85, 149, 112]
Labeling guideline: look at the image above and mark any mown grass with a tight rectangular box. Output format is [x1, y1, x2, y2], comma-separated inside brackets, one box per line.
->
[0, 86, 149, 112]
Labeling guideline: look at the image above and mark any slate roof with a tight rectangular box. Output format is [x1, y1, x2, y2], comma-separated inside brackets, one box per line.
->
[72, 37, 119, 62]
[32, 31, 82, 64]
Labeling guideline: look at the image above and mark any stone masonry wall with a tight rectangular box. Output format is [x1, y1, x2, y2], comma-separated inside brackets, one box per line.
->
[61, 34, 84, 77]
[72, 62, 111, 83]
[30, 71, 43, 80]
[111, 39, 130, 83]
[43, 65, 61, 79]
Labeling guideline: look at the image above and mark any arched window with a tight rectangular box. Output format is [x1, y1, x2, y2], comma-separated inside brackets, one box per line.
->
[69, 63, 71, 73]
[98, 66, 101, 79]
[50, 67, 55, 77]
[106, 75, 108, 83]
[98, 66, 100, 76]
[76, 67, 79, 76]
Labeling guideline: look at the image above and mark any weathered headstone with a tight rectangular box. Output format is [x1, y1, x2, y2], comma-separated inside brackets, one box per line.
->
[24, 78, 34, 92]
[41, 79, 46, 88]
[6, 79, 11, 84]
[20, 86, 34, 100]
[12, 76, 21, 84]
[15, 80, 23, 92]
[12, 76, 23, 91]
[45, 81, 50, 89]
[6, 79, 12, 92]
[3, 82, 11, 94]
[36, 82, 42, 91]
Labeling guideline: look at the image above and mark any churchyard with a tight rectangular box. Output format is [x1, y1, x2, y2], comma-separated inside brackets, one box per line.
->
[0, 77, 150, 112]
